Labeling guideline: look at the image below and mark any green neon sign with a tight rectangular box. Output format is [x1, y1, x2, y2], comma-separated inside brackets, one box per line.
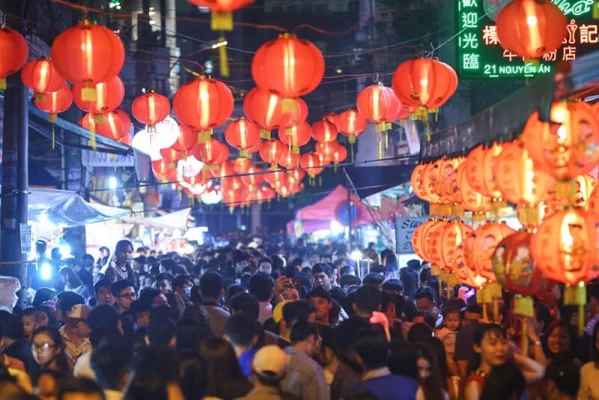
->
[456, 0, 598, 79]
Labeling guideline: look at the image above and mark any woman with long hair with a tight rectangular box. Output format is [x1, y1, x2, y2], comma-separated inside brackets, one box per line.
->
[578, 322, 599, 399]
[199, 336, 252, 399]
[415, 342, 449, 400]
[30, 326, 72, 381]
[101, 240, 135, 283]
[543, 321, 579, 364]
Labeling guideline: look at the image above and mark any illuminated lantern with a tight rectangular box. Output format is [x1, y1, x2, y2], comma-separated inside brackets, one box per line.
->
[278, 97, 309, 129]
[436, 157, 465, 206]
[492, 231, 551, 297]
[300, 153, 323, 178]
[33, 84, 73, 122]
[192, 139, 230, 166]
[252, 34, 325, 100]
[337, 109, 367, 143]
[587, 185, 599, 219]
[496, 0, 567, 60]
[132, 92, 171, 130]
[522, 101, 599, 180]
[211, 160, 236, 181]
[494, 140, 552, 206]
[457, 163, 493, 215]
[279, 148, 300, 169]
[259, 140, 285, 167]
[278, 121, 311, 153]
[412, 220, 438, 260]
[331, 144, 348, 166]
[423, 220, 448, 265]
[234, 158, 252, 174]
[356, 83, 402, 131]
[73, 76, 125, 118]
[434, 220, 473, 270]
[264, 170, 287, 189]
[547, 174, 598, 210]
[422, 161, 443, 206]
[316, 141, 340, 163]
[170, 124, 196, 155]
[51, 21, 124, 100]
[466, 144, 503, 200]
[256, 186, 276, 203]
[411, 164, 429, 202]
[0, 27, 28, 89]
[80, 110, 131, 142]
[173, 76, 234, 143]
[21, 58, 64, 94]
[288, 168, 306, 184]
[187, 0, 253, 30]
[471, 222, 516, 281]
[454, 229, 487, 287]
[241, 165, 265, 186]
[311, 120, 338, 143]
[152, 159, 176, 181]
[160, 147, 185, 165]
[391, 59, 457, 121]
[224, 118, 261, 157]
[243, 87, 283, 139]
[324, 113, 339, 129]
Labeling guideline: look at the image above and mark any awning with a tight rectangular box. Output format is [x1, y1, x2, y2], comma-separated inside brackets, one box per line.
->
[121, 208, 192, 231]
[344, 164, 415, 199]
[25, 188, 130, 227]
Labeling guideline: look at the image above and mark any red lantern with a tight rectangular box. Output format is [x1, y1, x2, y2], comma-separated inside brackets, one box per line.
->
[411, 164, 429, 202]
[160, 147, 185, 164]
[224, 118, 261, 157]
[316, 141, 340, 163]
[264, 170, 288, 188]
[259, 139, 285, 166]
[234, 158, 253, 175]
[252, 34, 325, 99]
[279, 148, 300, 169]
[51, 21, 124, 100]
[173, 76, 234, 142]
[337, 109, 367, 143]
[80, 110, 131, 141]
[454, 229, 487, 287]
[192, 139, 230, 165]
[412, 220, 439, 260]
[521, 101, 599, 180]
[434, 220, 474, 270]
[324, 113, 339, 129]
[331, 144, 348, 165]
[211, 160, 236, 181]
[243, 87, 284, 138]
[0, 27, 28, 89]
[457, 163, 493, 214]
[466, 144, 504, 199]
[472, 222, 516, 281]
[496, 0, 567, 60]
[241, 166, 265, 186]
[356, 83, 402, 131]
[391, 59, 457, 120]
[278, 121, 311, 153]
[170, 124, 196, 154]
[187, 0, 253, 31]
[132, 92, 171, 129]
[152, 159, 176, 181]
[288, 168, 306, 184]
[73, 75, 124, 117]
[300, 153, 323, 178]
[33, 84, 73, 122]
[21, 58, 64, 94]
[311, 120, 338, 143]
[278, 97, 309, 128]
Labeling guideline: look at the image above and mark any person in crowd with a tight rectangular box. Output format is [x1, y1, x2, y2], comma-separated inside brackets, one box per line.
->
[31, 326, 72, 378]
[401, 260, 420, 300]
[281, 321, 330, 400]
[258, 258, 273, 275]
[154, 272, 174, 295]
[250, 272, 275, 324]
[111, 280, 136, 315]
[55, 292, 85, 325]
[353, 285, 381, 319]
[414, 287, 442, 328]
[544, 320, 578, 364]
[313, 263, 334, 291]
[169, 274, 193, 319]
[37, 306, 58, 329]
[21, 308, 40, 341]
[58, 267, 91, 300]
[307, 287, 333, 327]
[240, 345, 296, 400]
[414, 342, 449, 400]
[478, 361, 526, 400]
[92, 279, 114, 307]
[57, 377, 104, 400]
[320, 324, 360, 400]
[199, 271, 230, 337]
[545, 355, 579, 400]
[435, 306, 460, 374]
[123, 347, 184, 400]
[278, 301, 312, 349]
[35, 369, 66, 400]
[59, 304, 91, 363]
[129, 300, 152, 330]
[145, 316, 177, 348]
[90, 335, 132, 400]
[200, 336, 253, 398]
[579, 322, 599, 398]
[101, 240, 135, 283]
[226, 313, 259, 377]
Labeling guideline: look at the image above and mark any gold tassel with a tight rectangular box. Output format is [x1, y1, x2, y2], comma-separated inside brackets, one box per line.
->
[82, 86, 96, 102]
[219, 36, 229, 77]
[385, 131, 389, 149]
[52, 124, 55, 149]
[378, 136, 382, 159]
[89, 126, 97, 150]
[260, 129, 271, 140]
[0, 77, 6, 90]
[35, 93, 46, 102]
[211, 11, 233, 31]
[594, 0, 599, 19]
[292, 146, 300, 154]
[48, 113, 57, 123]
[564, 283, 587, 336]
[94, 114, 105, 124]
[426, 123, 431, 142]
[240, 150, 249, 158]
[281, 98, 296, 113]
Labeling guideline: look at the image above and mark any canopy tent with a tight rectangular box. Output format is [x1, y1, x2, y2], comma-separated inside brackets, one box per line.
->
[294, 185, 377, 234]
[25, 188, 130, 227]
[121, 208, 192, 231]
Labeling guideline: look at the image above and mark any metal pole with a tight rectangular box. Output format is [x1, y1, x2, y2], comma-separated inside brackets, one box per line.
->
[1, 2, 29, 280]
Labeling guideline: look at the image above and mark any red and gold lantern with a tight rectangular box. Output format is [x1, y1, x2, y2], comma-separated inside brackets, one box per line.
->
[278, 121, 311, 153]
[0, 27, 28, 89]
[21, 58, 64, 94]
[132, 92, 171, 129]
[33, 84, 72, 122]
[243, 87, 284, 139]
[356, 82, 402, 131]
[73, 75, 124, 118]
[311, 120, 338, 143]
[224, 118, 261, 157]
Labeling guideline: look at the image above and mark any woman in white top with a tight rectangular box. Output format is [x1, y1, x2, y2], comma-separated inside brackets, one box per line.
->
[579, 322, 599, 399]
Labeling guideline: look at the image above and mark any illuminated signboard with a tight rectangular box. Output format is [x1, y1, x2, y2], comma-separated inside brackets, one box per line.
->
[456, 0, 599, 79]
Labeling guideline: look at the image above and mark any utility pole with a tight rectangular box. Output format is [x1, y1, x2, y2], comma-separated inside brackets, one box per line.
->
[1, 2, 29, 279]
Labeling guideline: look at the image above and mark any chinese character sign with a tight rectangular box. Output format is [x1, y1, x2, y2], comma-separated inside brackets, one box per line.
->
[457, 0, 598, 79]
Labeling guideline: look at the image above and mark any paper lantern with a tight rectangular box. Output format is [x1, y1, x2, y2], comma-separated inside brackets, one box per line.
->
[278, 121, 311, 153]
[21, 58, 64, 94]
[224, 118, 261, 157]
[279, 148, 300, 169]
[356, 83, 402, 131]
[73, 75, 124, 116]
[211, 160, 236, 181]
[259, 139, 285, 166]
[547, 174, 598, 210]
[192, 139, 230, 165]
[422, 161, 443, 205]
[234, 158, 253, 175]
[33, 84, 73, 122]
[187, 0, 254, 30]
[243, 87, 284, 138]
[337, 109, 368, 143]
[435, 220, 474, 270]
[278, 97, 309, 129]
[241, 166, 265, 186]
[252, 34, 325, 100]
[496, 0, 567, 60]
[331, 144, 348, 165]
[472, 222, 516, 281]
[587, 185, 599, 219]
[454, 228, 487, 287]
[324, 113, 339, 129]
[170, 124, 196, 154]
[522, 101, 599, 180]
[152, 159, 177, 181]
[300, 153, 323, 178]
[132, 92, 171, 129]
[466, 144, 503, 199]
[160, 147, 185, 165]
[173, 76, 234, 142]
[411, 164, 429, 202]
[494, 140, 552, 206]
[311, 120, 338, 143]
[51, 21, 124, 100]
[412, 220, 438, 260]
[391, 59, 457, 120]
[0, 27, 28, 89]
[288, 168, 306, 184]
[457, 163, 493, 213]
[264, 169, 287, 188]
[316, 141, 340, 163]
[492, 231, 551, 297]
[436, 157, 465, 205]
[423, 220, 448, 265]
[80, 110, 131, 142]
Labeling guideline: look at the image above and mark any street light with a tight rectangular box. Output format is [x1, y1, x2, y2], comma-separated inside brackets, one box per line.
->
[109, 176, 118, 190]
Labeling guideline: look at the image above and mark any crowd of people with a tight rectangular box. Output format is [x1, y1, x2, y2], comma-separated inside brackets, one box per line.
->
[0, 236, 595, 399]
